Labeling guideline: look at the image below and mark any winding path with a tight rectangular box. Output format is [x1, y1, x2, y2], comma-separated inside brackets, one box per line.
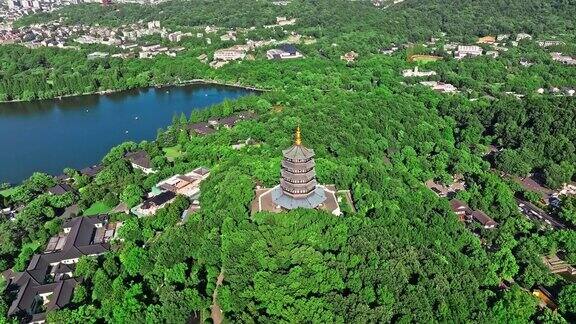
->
[211, 269, 225, 324]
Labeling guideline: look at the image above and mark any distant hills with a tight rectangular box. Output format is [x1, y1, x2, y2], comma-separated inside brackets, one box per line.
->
[381, 0, 576, 38]
[13, 0, 576, 42]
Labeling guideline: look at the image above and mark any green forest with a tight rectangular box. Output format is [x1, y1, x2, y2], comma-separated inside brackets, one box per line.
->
[2, 0, 576, 323]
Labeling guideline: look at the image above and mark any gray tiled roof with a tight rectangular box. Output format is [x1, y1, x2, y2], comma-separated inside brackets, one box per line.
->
[7, 215, 111, 319]
[188, 122, 216, 135]
[271, 186, 326, 210]
[80, 164, 103, 177]
[44, 278, 78, 310]
[193, 167, 210, 176]
[282, 145, 315, 161]
[281, 159, 315, 171]
[8, 277, 34, 316]
[142, 191, 176, 209]
[125, 150, 152, 169]
[280, 179, 318, 194]
[48, 183, 74, 195]
[280, 44, 298, 54]
[472, 210, 497, 226]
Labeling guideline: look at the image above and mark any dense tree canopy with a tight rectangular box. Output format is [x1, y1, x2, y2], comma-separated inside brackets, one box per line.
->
[1, 0, 576, 322]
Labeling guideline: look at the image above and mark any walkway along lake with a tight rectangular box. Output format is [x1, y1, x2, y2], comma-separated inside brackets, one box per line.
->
[0, 84, 255, 184]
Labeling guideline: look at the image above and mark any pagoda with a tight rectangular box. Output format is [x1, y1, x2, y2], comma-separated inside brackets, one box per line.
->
[270, 126, 326, 209]
[251, 127, 354, 215]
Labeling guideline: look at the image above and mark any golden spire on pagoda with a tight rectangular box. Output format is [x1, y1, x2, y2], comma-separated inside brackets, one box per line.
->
[295, 126, 302, 146]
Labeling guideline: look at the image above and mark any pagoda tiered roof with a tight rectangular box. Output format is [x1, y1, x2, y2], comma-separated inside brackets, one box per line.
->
[282, 145, 314, 161]
[281, 159, 315, 172]
[280, 179, 318, 196]
[271, 186, 327, 209]
[281, 169, 316, 183]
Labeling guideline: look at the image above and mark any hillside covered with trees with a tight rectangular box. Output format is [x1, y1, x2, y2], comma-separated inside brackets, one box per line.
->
[1, 0, 576, 322]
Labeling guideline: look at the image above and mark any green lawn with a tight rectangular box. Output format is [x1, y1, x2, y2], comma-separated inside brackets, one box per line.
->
[83, 201, 112, 216]
[409, 54, 443, 63]
[163, 145, 183, 161]
[0, 187, 17, 197]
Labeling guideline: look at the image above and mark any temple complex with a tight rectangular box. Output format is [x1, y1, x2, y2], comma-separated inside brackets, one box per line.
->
[251, 127, 354, 215]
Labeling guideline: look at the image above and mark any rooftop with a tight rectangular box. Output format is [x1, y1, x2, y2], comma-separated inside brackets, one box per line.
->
[282, 145, 315, 161]
[188, 122, 216, 135]
[252, 184, 344, 216]
[5, 215, 118, 320]
[280, 44, 298, 54]
[48, 183, 74, 195]
[125, 150, 152, 169]
[80, 164, 103, 177]
[155, 167, 210, 198]
[142, 191, 176, 209]
[471, 210, 497, 228]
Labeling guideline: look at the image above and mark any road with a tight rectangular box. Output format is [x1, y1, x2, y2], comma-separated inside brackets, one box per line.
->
[516, 198, 567, 230]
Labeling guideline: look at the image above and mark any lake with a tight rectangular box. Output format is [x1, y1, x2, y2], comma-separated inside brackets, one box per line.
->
[0, 84, 254, 184]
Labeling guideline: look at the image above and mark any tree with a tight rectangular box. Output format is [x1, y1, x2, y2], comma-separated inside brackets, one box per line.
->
[559, 197, 576, 227]
[489, 285, 537, 323]
[46, 305, 99, 323]
[92, 269, 113, 302]
[495, 149, 532, 176]
[120, 184, 144, 208]
[493, 248, 520, 281]
[559, 284, 576, 316]
[0, 275, 7, 323]
[164, 262, 187, 285]
[13, 242, 40, 272]
[537, 308, 568, 323]
[117, 217, 142, 242]
[110, 283, 146, 323]
[72, 285, 88, 304]
[75, 256, 99, 280]
[179, 112, 187, 125]
[545, 162, 575, 189]
[102, 254, 120, 277]
[119, 243, 151, 277]
[48, 192, 75, 208]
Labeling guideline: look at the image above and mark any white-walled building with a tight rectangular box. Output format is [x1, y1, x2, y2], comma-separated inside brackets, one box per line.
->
[455, 45, 482, 59]
[214, 47, 246, 61]
[402, 66, 437, 77]
[266, 44, 303, 60]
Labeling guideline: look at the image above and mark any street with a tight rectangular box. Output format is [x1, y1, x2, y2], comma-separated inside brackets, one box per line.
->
[516, 198, 567, 230]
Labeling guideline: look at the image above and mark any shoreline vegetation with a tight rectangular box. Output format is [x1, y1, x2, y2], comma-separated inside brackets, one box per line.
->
[0, 79, 267, 104]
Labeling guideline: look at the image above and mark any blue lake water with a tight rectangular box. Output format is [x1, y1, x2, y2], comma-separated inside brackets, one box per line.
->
[0, 84, 254, 184]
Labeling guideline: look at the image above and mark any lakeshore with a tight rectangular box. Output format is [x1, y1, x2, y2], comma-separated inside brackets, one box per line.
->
[0, 83, 255, 184]
[0, 79, 267, 104]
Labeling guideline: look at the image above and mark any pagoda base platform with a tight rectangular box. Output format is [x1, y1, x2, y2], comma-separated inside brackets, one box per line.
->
[251, 184, 352, 216]
[272, 186, 326, 210]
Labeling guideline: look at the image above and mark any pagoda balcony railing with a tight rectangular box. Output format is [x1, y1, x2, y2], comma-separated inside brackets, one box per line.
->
[284, 156, 314, 164]
[282, 178, 316, 185]
[282, 167, 315, 174]
[280, 179, 317, 194]
[282, 189, 317, 199]
[281, 159, 315, 171]
[281, 169, 316, 182]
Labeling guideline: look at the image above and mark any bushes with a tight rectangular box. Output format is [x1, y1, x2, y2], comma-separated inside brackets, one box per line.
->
[12, 242, 41, 272]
